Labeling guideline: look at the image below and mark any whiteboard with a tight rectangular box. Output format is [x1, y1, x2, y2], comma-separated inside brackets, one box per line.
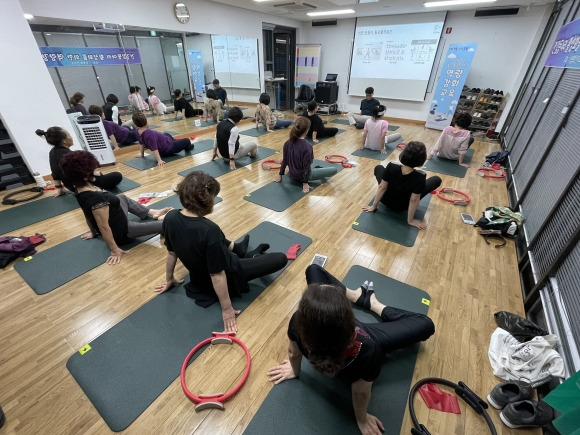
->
[211, 35, 260, 89]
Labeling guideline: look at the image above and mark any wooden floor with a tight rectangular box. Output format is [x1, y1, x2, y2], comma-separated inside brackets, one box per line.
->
[0, 108, 537, 435]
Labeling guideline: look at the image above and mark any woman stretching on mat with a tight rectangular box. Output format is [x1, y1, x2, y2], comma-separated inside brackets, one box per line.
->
[155, 171, 288, 333]
[426, 112, 472, 168]
[59, 151, 172, 265]
[276, 117, 337, 193]
[267, 264, 435, 435]
[360, 105, 400, 154]
[302, 100, 338, 144]
[36, 127, 122, 197]
[132, 112, 193, 167]
[362, 141, 441, 230]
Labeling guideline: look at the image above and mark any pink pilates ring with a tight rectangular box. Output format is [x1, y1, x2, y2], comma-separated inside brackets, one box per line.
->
[476, 167, 506, 179]
[435, 187, 471, 206]
[180, 332, 251, 411]
[261, 159, 281, 170]
[396, 142, 407, 149]
[325, 154, 348, 164]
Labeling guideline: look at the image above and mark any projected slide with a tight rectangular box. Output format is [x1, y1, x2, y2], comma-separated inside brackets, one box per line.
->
[349, 20, 444, 101]
[211, 35, 260, 89]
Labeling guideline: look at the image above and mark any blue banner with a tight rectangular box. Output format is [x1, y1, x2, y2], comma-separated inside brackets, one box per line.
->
[545, 17, 580, 68]
[425, 43, 478, 130]
[39, 46, 141, 67]
[188, 50, 206, 103]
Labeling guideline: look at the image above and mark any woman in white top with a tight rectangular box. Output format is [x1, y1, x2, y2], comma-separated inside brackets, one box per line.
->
[147, 86, 167, 115]
[360, 105, 389, 153]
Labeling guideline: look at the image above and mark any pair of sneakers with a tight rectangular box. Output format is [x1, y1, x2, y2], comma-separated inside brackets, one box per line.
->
[487, 381, 555, 428]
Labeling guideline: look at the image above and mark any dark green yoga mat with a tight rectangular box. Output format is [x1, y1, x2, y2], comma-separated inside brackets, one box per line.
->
[423, 148, 474, 178]
[389, 125, 400, 131]
[14, 195, 220, 295]
[161, 118, 180, 123]
[66, 221, 312, 432]
[178, 146, 278, 178]
[123, 140, 214, 171]
[239, 126, 272, 137]
[148, 124, 160, 129]
[163, 130, 179, 136]
[0, 178, 140, 235]
[352, 195, 431, 247]
[351, 137, 404, 161]
[330, 118, 350, 125]
[190, 120, 217, 128]
[306, 129, 345, 145]
[244, 159, 343, 212]
[246, 265, 431, 435]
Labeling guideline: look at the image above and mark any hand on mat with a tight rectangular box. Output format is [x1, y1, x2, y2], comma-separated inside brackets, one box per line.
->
[312, 138, 319, 144]
[460, 163, 471, 168]
[53, 186, 68, 197]
[362, 204, 377, 213]
[408, 219, 427, 230]
[211, 151, 218, 161]
[80, 231, 96, 240]
[380, 148, 386, 154]
[154, 277, 184, 294]
[229, 160, 236, 171]
[357, 413, 384, 435]
[275, 175, 282, 183]
[157, 160, 166, 167]
[107, 248, 129, 265]
[302, 183, 312, 193]
[222, 306, 240, 333]
[426, 154, 432, 160]
[267, 359, 297, 384]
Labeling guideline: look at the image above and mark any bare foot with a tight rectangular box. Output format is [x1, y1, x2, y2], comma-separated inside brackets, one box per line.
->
[150, 207, 172, 220]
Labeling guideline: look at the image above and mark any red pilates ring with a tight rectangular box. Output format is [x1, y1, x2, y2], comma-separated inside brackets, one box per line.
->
[180, 332, 251, 411]
[396, 142, 407, 149]
[435, 187, 471, 206]
[261, 159, 281, 170]
[325, 154, 348, 164]
[476, 167, 506, 179]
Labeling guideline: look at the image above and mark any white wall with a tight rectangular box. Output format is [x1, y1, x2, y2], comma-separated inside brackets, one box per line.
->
[300, 6, 551, 122]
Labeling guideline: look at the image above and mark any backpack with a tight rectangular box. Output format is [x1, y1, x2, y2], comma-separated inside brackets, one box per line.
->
[297, 85, 314, 102]
[474, 206, 524, 238]
[485, 150, 510, 166]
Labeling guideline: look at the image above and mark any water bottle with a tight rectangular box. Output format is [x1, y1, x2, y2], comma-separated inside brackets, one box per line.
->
[32, 172, 47, 188]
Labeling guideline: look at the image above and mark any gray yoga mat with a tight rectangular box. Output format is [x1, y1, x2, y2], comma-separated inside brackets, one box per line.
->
[246, 265, 431, 435]
[123, 139, 214, 171]
[0, 178, 140, 235]
[163, 130, 179, 136]
[306, 129, 345, 145]
[148, 124, 160, 129]
[330, 118, 350, 125]
[423, 148, 474, 178]
[66, 221, 312, 432]
[352, 195, 432, 247]
[351, 137, 404, 161]
[14, 195, 220, 295]
[389, 125, 400, 131]
[240, 125, 292, 137]
[244, 159, 343, 212]
[190, 120, 217, 128]
[160, 118, 181, 123]
[178, 146, 278, 178]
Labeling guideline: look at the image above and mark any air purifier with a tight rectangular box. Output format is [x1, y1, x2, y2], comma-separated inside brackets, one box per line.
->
[75, 115, 116, 165]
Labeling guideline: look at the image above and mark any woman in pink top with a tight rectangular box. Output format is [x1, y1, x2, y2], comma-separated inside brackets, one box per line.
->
[427, 112, 472, 167]
[361, 105, 389, 153]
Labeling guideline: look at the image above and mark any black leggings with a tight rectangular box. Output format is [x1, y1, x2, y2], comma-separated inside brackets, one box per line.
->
[93, 172, 123, 191]
[305, 264, 435, 354]
[238, 253, 288, 282]
[315, 126, 338, 139]
[374, 165, 442, 200]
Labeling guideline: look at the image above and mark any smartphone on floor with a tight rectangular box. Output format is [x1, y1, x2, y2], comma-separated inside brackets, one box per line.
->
[460, 213, 475, 225]
[311, 254, 328, 267]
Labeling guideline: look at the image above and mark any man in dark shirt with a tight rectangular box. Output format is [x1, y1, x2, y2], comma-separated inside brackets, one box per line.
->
[347, 86, 380, 127]
[302, 100, 338, 143]
[212, 107, 257, 170]
[174, 89, 196, 119]
[213, 79, 228, 107]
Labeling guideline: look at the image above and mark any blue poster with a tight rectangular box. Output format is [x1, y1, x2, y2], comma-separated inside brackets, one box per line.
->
[545, 17, 580, 68]
[425, 43, 478, 130]
[39, 46, 141, 67]
[188, 50, 206, 103]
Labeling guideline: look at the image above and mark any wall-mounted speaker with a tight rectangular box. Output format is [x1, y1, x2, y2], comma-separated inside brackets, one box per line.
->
[474, 7, 519, 17]
[312, 19, 338, 27]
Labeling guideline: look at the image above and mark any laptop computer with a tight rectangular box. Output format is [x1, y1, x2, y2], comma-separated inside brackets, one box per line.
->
[325, 73, 338, 82]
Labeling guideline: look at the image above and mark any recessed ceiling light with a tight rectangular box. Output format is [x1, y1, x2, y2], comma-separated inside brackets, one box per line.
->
[307, 9, 355, 17]
[23, 13, 34, 20]
[424, 0, 496, 7]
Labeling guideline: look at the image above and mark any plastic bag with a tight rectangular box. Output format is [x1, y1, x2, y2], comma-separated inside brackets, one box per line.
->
[494, 311, 549, 342]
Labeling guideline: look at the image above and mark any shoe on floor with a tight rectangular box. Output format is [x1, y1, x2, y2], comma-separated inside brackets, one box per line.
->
[487, 381, 533, 409]
[499, 400, 555, 429]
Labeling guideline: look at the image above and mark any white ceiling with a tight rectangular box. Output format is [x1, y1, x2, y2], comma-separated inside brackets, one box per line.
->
[208, 0, 554, 22]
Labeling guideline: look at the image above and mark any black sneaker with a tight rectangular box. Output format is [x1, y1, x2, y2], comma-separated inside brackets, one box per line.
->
[499, 400, 555, 428]
[354, 122, 364, 129]
[487, 381, 533, 409]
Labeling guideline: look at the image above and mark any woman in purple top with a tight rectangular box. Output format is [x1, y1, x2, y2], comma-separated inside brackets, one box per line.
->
[276, 117, 337, 193]
[132, 112, 193, 167]
[68, 92, 88, 115]
[89, 105, 137, 151]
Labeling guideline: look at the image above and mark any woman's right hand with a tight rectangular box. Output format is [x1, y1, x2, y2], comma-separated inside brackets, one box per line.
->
[229, 160, 236, 171]
[408, 219, 427, 230]
[107, 247, 129, 265]
[302, 183, 311, 193]
[154, 277, 184, 294]
[362, 204, 377, 213]
[81, 231, 95, 240]
[222, 306, 240, 332]
[53, 187, 67, 197]
[275, 175, 282, 183]
[356, 413, 384, 435]
[157, 160, 166, 167]
[267, 359, 297, 384]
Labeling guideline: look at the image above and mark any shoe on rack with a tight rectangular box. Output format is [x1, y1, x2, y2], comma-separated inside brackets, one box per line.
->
[499, 400, 555, 429]
[487, 381, 533, 409]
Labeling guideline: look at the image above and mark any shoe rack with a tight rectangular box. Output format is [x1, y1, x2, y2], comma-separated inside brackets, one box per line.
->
[457, 87, 507, 135]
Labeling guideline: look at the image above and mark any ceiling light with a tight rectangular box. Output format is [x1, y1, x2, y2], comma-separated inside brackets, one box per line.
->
[23, 13, 34, 20]
[307, 9, 355, 17]
[424, 0, 497, 7]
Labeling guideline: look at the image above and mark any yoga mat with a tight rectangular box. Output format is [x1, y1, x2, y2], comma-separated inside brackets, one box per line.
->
[389, 125, 400, 131]
[145, 114, 156, 118]
[0, 178, 140, 235]
[163, 130, 179, 136]
[239, 126, 272, 137]
[178, 146, 278, 178]
[148, 124, 160, 129]
[352, 195, 432, 247]
[244, 159, 343, 212]
[14, 195, 220, 295]
[122, 140, 214, 171]
[246, 265, 431, 435]
[66, 221, 312, 432]
[306, 129, 345, 145]
[351, 137, 404, 161]
[190, 121, 217, 128]
[423, 148, 474, 178]
[330, 118, 350, 125]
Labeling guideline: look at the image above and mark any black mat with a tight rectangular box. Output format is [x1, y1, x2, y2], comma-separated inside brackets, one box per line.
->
[244, 159, 343, 212]
[0, 178, 140, 235]
[14, 195, 220, 295]
[305, 129, 345, 145]
[123, 140, 213, 171]
[352, 195, 432, 247]
[246, 265, 431, 435]
[423, 148, 474, 178]
[351, 137, 404, 161]
[66, 222, 312, 432]
[178, 147, 278, 178]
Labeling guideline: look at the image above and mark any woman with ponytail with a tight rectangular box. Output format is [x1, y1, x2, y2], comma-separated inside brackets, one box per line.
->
[267, 264, 435, 435]
[156, 171, 288, 333]
[276, 117, 337, 193]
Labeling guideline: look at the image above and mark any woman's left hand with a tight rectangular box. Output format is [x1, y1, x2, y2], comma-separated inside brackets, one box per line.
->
[154, 277, 184, 294]
[267, 359, 297, 384]
[157, 160, 166, 167]
[229, 160, 236, 171]
[107, 248, 129, 265]
[81, 231, 95, 240]
[302, 183, 311, 193]
[408, 219, 427, 230]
